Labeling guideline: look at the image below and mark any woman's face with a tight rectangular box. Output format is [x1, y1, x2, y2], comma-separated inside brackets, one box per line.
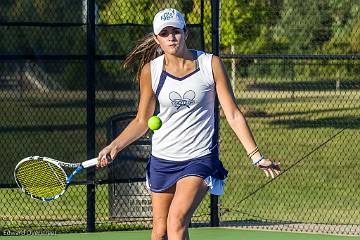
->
[154, 26, 187, 55]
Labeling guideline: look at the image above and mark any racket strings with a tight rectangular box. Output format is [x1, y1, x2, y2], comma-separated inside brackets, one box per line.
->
[15, 160, 67, 198]
[48, 162, 64, 184]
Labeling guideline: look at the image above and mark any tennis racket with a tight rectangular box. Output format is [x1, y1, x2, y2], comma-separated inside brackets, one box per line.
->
[14, 156, 98, 202]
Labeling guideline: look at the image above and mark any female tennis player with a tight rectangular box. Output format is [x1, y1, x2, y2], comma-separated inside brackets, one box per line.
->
[97, 8, 280, 240]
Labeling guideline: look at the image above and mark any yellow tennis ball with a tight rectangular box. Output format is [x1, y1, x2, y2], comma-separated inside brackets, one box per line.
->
[148, 116, 162, 130]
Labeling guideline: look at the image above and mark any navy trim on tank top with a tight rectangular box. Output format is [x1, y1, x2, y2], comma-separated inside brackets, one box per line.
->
[155, 68, 201, 97]
[155, 71, 167, 97]
[163, 68, 200, 81]
[154, 53, 200, 96]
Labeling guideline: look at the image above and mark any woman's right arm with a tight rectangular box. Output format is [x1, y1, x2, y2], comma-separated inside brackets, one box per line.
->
[97, 63, 156, 167]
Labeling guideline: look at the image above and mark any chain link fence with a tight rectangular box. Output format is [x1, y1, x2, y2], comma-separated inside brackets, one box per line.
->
[0, 0, 359, 236]
[218, 1, 360, 235]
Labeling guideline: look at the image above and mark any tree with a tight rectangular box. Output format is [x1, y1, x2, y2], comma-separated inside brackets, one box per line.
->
[322, 0, 360, 54]
[0, 1, 85, 90]
[97, 0, 200, 88]
[219, 0, 282, 53]
[274, 0, 332, 53]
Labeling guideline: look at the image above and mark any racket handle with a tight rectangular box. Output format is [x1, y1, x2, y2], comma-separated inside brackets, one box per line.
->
[82, 158, 98, 168]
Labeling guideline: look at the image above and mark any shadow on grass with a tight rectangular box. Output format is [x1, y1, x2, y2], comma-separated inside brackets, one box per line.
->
[0, 123, 106, 133]
[247, 79, 360, 91]
[236, 97, 326, 105]
[270, 116, 360, 129]
[219, 220, 303, 227]
[242, 106, 360, 118]
[30, 99, 135, 108]
[235, 92, 359, 105]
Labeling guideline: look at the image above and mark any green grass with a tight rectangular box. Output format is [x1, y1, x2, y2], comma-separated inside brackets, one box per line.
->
[1, 89, 360, 233]
[218, 92, 360, 225]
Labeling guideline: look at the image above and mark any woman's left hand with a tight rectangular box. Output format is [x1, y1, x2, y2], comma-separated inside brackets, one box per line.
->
[256, 159, 281, 178]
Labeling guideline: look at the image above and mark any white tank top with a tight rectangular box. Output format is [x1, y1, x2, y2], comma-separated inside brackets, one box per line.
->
[150, 50, 216, 161]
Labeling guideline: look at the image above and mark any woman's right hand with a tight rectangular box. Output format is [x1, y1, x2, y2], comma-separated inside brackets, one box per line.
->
[97, 144, 119, 168]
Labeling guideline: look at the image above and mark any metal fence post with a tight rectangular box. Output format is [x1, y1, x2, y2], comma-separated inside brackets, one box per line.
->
[210, 0, 220, 227]
[86, 0, 96, 232]
[200, 0, 205, 51]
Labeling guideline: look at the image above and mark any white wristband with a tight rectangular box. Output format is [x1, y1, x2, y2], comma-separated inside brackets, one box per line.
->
[252, 155, 265, 165]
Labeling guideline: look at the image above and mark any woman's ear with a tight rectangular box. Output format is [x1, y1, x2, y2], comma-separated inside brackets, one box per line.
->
[153, 35, 160, 45]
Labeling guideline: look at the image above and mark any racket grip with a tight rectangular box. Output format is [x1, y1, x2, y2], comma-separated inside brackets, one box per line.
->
[82, 158, 98, 168]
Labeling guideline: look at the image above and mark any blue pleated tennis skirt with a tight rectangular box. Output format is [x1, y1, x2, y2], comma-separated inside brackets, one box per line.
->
[146, 152, 228, 195]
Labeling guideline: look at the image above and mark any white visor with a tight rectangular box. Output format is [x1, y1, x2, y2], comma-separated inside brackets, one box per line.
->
[153, 8, 186, 35]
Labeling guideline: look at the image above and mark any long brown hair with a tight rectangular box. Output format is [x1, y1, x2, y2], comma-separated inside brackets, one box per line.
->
[123, 33, 162, 80]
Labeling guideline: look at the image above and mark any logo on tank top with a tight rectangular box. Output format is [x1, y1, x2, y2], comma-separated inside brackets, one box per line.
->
[169, 90, 195, 110]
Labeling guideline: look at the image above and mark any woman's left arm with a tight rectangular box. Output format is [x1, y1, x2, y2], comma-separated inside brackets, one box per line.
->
[212, 55, 281, 178]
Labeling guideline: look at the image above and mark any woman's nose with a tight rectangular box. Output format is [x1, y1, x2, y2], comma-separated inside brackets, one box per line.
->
[167, 32, 176, 40]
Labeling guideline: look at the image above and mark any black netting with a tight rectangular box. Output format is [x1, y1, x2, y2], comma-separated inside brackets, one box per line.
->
[218, 57, 360, 235]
